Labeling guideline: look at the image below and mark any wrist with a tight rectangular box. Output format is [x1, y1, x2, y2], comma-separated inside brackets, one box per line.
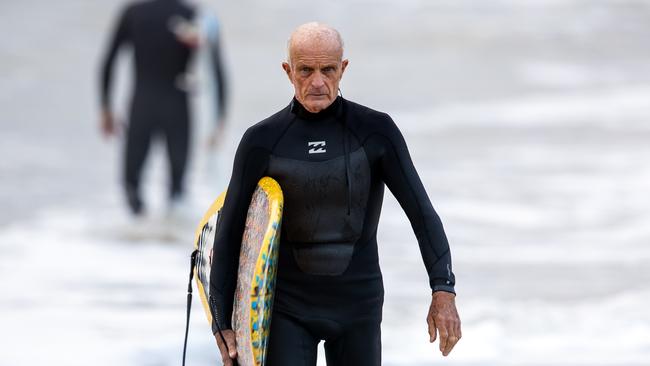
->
[432, 285, 455, 295]
[432, 289, 456, 297]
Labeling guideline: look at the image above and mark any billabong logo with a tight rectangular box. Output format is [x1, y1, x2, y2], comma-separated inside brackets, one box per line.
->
[308, 141, 326, 154]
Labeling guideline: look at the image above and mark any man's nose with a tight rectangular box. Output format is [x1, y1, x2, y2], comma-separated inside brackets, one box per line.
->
[311, 72, 325, 89]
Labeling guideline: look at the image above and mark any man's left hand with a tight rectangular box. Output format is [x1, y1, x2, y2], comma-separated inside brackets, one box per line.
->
[427, 291, 461, 356]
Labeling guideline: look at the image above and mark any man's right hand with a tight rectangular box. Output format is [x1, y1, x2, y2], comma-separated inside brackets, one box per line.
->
[100, 110, 117, 138]
[206, 122, 226, 150]
[214, 329, 238, 365]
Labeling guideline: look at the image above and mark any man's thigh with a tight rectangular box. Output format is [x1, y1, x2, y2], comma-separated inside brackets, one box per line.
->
[266, 312, 318, 366]
[324, 320, 381, 366]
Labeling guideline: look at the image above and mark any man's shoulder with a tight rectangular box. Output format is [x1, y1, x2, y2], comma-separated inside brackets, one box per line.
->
[343, 98, 397, 137]
[249, 104, 292, 132]
[240, 103, 293, 146]
[121, 1, 149, 18]
[125, 0, 148, 11]
[344, 98, 391, 120]
[128, 0, 193, 14]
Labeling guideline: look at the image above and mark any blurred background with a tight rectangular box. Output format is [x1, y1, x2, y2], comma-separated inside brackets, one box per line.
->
[1, 0, 649, 365]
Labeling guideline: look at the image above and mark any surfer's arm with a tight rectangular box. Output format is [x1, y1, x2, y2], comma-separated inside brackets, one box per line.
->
[209, 128, 269, 331]
[99, 6, 131, 111]
[376, 115, 461, 356]
[206, 17, 228, 124]
[377, 115, 455, 294]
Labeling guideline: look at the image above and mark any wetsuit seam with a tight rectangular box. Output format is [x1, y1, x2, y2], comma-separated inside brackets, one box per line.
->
[270, 147, 364, 164]
[270, 113, 296, 153]
[342, 123, 362, 148]
[363, 131, 442, 260]
[431, 248, 450, 266]
[231, 146, 268, 234]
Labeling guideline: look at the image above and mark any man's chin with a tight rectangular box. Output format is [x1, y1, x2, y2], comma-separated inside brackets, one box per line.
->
[303, 97, 332, 113]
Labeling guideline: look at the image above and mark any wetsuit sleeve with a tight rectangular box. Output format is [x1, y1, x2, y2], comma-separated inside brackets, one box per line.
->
[99, 6, 131, 109]
[377, 115, 456, 294]
[205, 17, 228, 122]
[208, 128, 269, 332]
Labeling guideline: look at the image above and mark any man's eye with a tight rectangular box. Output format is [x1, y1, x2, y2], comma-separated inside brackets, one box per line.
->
[323, 66, 335, 73]
[300, 67, 313, 74]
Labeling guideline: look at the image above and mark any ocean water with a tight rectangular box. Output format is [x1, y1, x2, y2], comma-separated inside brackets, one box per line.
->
[1, 0, 649, 365]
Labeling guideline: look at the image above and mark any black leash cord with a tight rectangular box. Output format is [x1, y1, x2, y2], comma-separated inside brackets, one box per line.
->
[182, 250, 198, 366]
[182, 249, 238, 366]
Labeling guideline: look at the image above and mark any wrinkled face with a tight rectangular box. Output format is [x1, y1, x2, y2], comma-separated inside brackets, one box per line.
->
[283, 41, 348, 113]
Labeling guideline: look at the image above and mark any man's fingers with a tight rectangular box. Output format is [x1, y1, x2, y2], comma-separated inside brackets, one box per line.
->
[216, 341, 230, 365]
[215, 330, 237, 363]
[442, 318, 461, 356]
[427, 315, 437, 343]
[443, 334, 459, 356]
[221, 356, 233, 366]
[100, 121, 113, 138]
[437, 324, 448, 353]
[216, 336, 228, 357]
[225, 333, 238, 359]
[441, 321, 458, 357]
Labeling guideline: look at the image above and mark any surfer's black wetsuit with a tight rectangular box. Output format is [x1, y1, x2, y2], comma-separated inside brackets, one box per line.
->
[209, 97, 455, 365]
[100, 0, 228, 213]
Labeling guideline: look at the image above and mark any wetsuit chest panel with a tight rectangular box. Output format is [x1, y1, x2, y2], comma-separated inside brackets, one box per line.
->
[267, 147, 371, 275]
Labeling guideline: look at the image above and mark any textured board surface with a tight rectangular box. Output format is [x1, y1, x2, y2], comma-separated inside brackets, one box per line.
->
[193, 177, 283, 366]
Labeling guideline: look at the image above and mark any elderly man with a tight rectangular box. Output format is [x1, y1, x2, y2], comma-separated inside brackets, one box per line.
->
[209, 22, 460, 365]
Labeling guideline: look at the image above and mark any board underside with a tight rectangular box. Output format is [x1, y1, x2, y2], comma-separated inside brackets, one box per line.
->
[193, 177, 283, 366]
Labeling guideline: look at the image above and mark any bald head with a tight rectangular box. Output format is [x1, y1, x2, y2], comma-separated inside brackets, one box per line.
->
[287, 22, 344, 65]
[282, 22, 349, 113]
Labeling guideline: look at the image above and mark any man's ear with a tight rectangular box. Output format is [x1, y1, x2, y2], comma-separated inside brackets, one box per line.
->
[341, 59, 349, 74]
[282, 62, 293, 83]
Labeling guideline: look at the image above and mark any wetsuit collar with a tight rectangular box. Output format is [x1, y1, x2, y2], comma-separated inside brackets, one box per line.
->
[288, 95, 351, 215]
[290, 96, 343, 120]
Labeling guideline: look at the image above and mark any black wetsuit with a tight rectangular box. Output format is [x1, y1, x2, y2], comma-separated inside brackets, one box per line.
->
[100, 0, 227, 213]
[209, 97, 455, 365]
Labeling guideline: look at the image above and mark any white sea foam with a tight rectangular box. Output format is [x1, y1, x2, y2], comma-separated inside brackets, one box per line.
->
[394, 86, 650, 132]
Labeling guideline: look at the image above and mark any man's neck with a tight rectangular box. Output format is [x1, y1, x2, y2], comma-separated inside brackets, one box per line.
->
[291, 97, 342, 119]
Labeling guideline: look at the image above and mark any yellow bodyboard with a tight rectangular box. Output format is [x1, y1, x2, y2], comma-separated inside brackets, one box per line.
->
[193, 177, 283, 366]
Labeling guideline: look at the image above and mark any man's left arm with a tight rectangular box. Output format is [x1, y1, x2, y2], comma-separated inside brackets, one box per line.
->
[378, 114, 461, 356]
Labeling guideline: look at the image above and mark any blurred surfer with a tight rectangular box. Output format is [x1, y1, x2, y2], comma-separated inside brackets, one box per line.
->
[209, 22, 460, 365]
[98, 0, 228, 217]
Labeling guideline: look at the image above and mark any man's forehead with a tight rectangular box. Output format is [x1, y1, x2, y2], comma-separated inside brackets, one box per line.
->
[291, 37, 341, 53]
[291, 42, 342, 62]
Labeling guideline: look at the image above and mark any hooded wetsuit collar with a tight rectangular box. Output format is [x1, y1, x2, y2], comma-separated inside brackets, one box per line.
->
[290, 96, 343, 120]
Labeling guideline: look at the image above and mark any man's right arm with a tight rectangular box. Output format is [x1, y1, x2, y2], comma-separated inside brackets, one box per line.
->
[205, 15, 229, 125]
[208, 128, 269, 332]
[99, 6, 131, 136]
